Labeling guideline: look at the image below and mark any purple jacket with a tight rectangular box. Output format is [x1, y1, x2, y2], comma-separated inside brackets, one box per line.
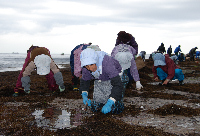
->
[111, 45, 140, 82]
[82, 55, 122, 81]
[80, 55, 123, 101]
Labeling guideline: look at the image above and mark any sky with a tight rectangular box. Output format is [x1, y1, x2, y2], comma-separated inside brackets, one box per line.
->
[0, 0, 200, 54]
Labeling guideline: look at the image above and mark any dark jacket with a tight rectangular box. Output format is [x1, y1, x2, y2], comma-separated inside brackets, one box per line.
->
[189, 47, 197, 55]
[167, 46, 172, 55]
[157, 43, 166, 53]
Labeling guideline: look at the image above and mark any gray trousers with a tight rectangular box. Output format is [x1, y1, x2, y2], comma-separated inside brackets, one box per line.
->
[93, 80, 112, 104]
[93, 72, 128, 104]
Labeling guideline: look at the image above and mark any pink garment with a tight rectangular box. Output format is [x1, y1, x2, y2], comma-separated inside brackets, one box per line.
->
[14, 50, 58, 93]
[73, 45, 84, 77]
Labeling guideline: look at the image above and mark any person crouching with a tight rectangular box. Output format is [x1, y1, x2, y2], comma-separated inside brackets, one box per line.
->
[79, 48, 124, 114]
[152, 53, 184, 86]
[13, 45, 65, 97]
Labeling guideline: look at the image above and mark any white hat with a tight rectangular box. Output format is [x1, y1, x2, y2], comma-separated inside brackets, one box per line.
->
[80, 48, 98, 67]
[115, 52, 133, 70]
[153, 53, 166, 66]
[34, 54, 51, 75]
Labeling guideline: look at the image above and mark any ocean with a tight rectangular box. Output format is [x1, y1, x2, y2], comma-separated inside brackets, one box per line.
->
[0, 53, 70, 72]
[0, 53, 150, 72]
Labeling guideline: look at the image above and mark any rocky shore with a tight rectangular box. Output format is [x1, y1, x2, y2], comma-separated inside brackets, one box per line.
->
[0, 59, 200, 136]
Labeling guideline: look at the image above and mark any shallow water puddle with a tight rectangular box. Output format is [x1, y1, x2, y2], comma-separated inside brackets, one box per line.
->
[32, 108, 85, 130]
[32, 107, 92, 130]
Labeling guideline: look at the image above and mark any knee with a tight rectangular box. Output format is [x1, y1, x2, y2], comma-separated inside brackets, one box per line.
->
[156, 68, 163, 73]
[175, 69, 182, 75]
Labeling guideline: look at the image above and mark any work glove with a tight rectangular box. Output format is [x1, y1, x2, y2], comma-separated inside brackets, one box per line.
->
[59, 86, 65, 92]
[101, 98, 115, 114]
[134, 55, 137, 60]
[136, 81, 143, 90]
[54, 72, 65, 92]
[81, 92, 91, 106]
[119, 68, 124, 77]
[24, 89, 30, 94]
[21, 76, 31, 91]
[13, 92, 19, 97]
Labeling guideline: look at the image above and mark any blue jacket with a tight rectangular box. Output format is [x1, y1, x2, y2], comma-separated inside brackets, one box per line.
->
[196, 51, 200, 56]
[178, 54, 185, 61]
[174, 46, 181, 53]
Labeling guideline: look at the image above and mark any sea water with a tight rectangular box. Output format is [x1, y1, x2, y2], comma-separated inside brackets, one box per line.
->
[0, 53, 70, 72]
[0, 53, 151, 72]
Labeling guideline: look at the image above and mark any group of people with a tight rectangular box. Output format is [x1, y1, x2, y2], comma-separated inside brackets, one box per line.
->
[13, 31, 186, 115]
[157, 43, 199, 62]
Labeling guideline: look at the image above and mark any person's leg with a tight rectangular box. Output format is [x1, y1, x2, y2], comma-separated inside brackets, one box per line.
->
[126, 68, 133, 88]
[91, 80, 112, 112]
[111, 100, 124, 114]
[156, 68, 168, 81]
[45, 70, 59, 93]
[71, 72, 79, 91]
[120, 70, 129, 99]
[174, 69, 184, 85]
[14, 52, 31, 96]
[190, 53, 193, 61]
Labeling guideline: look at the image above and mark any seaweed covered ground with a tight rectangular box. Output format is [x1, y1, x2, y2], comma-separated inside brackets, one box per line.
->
[0, 59, 200, 136]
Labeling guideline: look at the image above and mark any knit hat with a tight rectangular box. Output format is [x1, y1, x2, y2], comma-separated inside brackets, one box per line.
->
[115, 52, 133, 70]
[80, 48, 98, 67]
[153, 53, 166, 66]
[34, 54, 51, 75]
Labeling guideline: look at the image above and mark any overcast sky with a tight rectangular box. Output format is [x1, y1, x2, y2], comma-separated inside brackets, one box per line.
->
[0, 0, 200, 54]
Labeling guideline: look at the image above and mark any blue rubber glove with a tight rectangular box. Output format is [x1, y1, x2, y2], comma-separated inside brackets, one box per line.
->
[101, 99, 115, 114]
[81, 92, 91, 106]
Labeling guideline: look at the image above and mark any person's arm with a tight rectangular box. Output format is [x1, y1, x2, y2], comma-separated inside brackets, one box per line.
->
[109, 75, 123, 101]
[166, 58, 175, 80]
[23, 61, 36, 77]
[130, 58, 140, 82]
[79, 67, 92, 106]
[130, 36, 138, 55]
[50, 59, 60, 74]
[79, 67, 93, 93]
[111, 46, 118, 58]
[79, 78, 90, 94]
[152, 66, 159, 79]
